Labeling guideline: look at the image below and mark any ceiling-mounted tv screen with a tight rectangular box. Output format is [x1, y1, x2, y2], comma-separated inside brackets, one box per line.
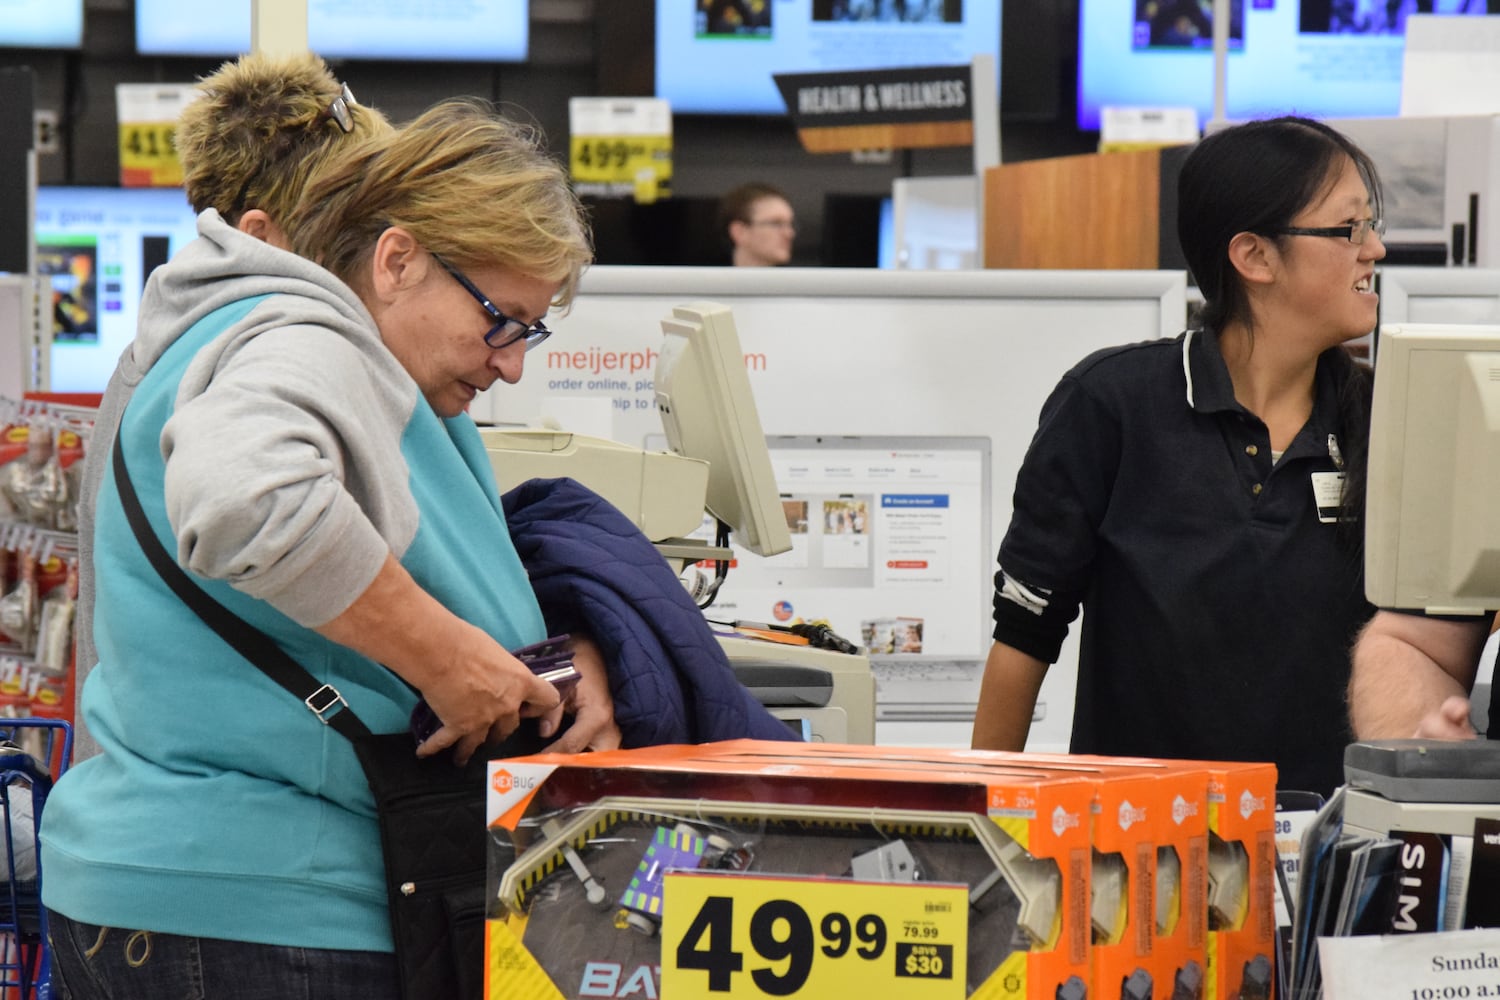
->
[656, 0, 1000, 115]
[135, 0, 528, 61]
[2, 0, 83, 49]
[1078, 0, 1500, 130]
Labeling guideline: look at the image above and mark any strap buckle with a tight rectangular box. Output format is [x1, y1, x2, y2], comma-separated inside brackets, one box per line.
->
[304, 684, 349, 725]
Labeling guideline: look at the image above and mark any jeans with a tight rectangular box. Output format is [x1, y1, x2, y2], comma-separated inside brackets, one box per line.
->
[46, 910, 400, 1000]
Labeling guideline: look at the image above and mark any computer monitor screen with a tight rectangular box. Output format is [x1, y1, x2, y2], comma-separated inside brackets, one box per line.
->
[1077, 0, 1500, 131]
[1366, 322, 1500, 614]
[1, 0, 82, 48]
[655, 302, 792, 558]
[35, 186, 201, 393]
[655, 0, 1001, 115]
[1377, 267, 1500, 326]
[666, 434, 992, 662]
[134, 0, 528, 60]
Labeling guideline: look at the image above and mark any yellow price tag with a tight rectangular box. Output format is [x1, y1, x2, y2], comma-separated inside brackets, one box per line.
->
[569, 134, 672, 201]
[118, 122, 183, 188]
[661, 872, 968, 999]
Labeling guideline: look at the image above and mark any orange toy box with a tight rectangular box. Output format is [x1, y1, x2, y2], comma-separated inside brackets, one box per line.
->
[1003, 755, 1273, 1000]
[805, 746, 1213, 1000]
[484, 740, 1096, 1000]
[1199, 760, 1277, 1000]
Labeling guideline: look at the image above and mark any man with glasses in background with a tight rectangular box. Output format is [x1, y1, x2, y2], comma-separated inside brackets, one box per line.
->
[718, 181, 797, 266]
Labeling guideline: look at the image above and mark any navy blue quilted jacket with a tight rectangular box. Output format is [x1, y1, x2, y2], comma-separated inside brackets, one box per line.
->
[501, 477, 802, 746]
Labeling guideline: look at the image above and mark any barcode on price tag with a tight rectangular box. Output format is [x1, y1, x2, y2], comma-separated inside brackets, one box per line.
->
[661, 871, 968, 999]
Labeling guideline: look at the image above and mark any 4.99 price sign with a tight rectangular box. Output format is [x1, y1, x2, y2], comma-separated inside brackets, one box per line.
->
[661, 872, 968, 999]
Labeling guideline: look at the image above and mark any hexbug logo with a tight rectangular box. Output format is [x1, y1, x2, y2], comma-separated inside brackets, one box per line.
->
[1052, 804, 1081, 836]
[1171, 794, 1198, 826]
[491, 769, 538, 795]
[1117, 800, 1147, 832]
[1239, 788, 1267, 820]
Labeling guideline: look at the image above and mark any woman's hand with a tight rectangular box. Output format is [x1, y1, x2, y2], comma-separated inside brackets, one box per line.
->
[539, 634, 621, 754]
[312, 553, 566, 764]
[413, 623, 560, 764]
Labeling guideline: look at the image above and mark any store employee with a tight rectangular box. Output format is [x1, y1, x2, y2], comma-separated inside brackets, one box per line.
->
[973, 116, 1386, 798]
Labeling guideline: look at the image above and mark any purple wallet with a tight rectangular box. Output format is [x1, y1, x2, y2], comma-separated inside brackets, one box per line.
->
[409, 634, 580, 744]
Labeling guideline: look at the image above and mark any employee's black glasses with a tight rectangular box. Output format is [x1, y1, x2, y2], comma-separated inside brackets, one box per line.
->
[1274, 218, 1386, 246]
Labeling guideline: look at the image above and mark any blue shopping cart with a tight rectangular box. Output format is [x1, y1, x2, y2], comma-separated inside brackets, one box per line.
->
[0, 720, 72, 1000]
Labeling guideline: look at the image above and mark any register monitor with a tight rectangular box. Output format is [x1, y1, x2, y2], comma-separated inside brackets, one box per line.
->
[656, 302, 791, 560]
[1365, 323, 1500, 614]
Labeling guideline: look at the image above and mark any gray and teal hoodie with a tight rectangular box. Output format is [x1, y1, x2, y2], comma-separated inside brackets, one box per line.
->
[40, 210, 545, 951]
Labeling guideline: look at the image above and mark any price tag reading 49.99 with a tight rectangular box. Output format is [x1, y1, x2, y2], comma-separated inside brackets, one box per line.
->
[661, 872, 968, 999]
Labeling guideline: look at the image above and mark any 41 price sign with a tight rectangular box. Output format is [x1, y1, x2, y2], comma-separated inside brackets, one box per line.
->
[661, 872, 968, 999]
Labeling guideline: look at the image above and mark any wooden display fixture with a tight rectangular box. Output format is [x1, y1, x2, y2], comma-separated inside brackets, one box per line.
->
[985, 147, 1190, 270]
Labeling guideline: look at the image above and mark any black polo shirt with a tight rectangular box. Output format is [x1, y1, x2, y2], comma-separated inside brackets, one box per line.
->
[994, 327, 1374, 797]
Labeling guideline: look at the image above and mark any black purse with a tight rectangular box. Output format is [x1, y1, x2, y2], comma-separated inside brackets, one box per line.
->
[111, 435, 542, 1000]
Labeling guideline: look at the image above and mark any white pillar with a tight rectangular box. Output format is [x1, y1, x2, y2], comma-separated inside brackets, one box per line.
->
[251, 0, 310, 56]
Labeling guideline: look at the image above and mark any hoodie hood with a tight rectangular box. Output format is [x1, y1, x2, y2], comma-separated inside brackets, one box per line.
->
[131, 209, 376, 375]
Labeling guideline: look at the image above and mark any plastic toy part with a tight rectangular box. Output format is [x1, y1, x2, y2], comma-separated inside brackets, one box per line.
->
[1172, 958, 1204, 1000]
[986, 829, 1063, 949]
[1121, 966, 1154, 1000]
[1238, 953, 1272, 1000]
[618, 825, 708, 929]
[1206, 832, 1250, 931]
[849, 840, 921, 882]
[1056, 975, 1088, 1000]
[539, 818, 609, 910]
[1090, 850, 1129, 945]
[1156, 844, 1182, 937]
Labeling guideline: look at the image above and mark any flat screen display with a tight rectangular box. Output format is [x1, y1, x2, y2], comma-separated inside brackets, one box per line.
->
[135, 0, 528, 61]
[1, 0, 83, 49]
[35, 187, 201, 393]
[663, 434, 993, 663]
[1078, 0, 1499, 130]
[656, 0, 1001, 115]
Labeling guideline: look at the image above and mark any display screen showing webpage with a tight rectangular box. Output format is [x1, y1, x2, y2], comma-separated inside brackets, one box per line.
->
[134, 0, 528, 60]
[690, 435, 992, 662]
[1077, 0, 1496, 130]
[36, 186, 201, 393]
[655, 0, 1001, 115]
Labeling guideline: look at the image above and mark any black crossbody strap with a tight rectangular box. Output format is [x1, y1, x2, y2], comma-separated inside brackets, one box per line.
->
[111, 432, 373, 742]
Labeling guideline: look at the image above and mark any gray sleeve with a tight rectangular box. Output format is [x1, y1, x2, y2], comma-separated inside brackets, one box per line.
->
[160, 316, 418, 628]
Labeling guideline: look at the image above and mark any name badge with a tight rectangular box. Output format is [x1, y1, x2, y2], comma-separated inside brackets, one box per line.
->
[1311, 471, 1345, 524]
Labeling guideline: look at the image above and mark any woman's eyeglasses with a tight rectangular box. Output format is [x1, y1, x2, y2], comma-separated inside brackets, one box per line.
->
[1274, 218, 1386, 246]
[431, 253, 552, 351]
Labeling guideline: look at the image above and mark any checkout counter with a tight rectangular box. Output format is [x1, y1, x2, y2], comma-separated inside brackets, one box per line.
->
[480, 426, 875, 743]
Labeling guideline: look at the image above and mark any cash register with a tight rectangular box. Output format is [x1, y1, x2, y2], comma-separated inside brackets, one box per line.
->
[481, 301, 875, 743]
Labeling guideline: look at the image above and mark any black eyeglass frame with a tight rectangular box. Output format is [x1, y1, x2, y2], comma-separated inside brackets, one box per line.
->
[431, 253, 552, 352]
[1272, 218, 1387, 246]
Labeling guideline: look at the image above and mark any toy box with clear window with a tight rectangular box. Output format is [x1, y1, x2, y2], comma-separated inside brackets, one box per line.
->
[804, 745, 1214, 1000]
[484, 740, 1097, 1000]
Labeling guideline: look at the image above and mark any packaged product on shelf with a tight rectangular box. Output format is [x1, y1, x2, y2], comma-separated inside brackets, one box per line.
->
[485, 740, 1097, 1000]
[34, 558, 78, 675]
[0, 550, 39, 654]
[0, 423, 74, 531]
[0, 548, 11, 648]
